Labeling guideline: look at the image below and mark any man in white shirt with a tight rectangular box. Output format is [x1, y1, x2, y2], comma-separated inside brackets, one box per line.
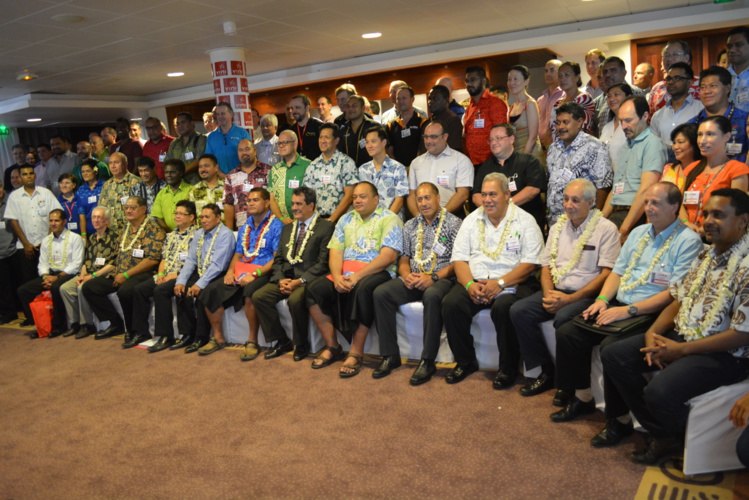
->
[254, 114, 281, 167]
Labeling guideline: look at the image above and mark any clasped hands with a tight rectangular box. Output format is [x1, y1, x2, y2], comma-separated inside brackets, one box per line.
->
[174, 283, 202, 298]
[403, 272, 434, 291]
[466, 279, 502, 305]
[334, 273, 360, 293]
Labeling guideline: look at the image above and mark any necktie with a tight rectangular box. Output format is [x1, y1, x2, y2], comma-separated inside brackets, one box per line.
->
[293, 222, 306, 256]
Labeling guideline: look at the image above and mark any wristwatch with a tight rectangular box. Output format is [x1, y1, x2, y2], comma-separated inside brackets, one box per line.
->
[299, 277, 307, 285]
[498, 279, 505, 290]
[431, 273, 439, 282]
[628, 304, 638, 316]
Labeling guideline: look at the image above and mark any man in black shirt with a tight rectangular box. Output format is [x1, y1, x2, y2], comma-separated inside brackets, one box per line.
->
[337, 95, 380, 167]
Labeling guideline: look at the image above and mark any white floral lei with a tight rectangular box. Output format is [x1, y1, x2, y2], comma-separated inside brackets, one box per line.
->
[350, 211, 379, 255]
[478, 202, 515, 259]
[163, 227, 195, 274]
[120, 220, 147, 252]
[676, 233, 749, 341]
[413, 208, 446, 273]
[286, 214, 318, 265]
[618, 224, 680, 292]
[48, 230, 71, 268]
[549, 210, 602, 285]
[242, 214, 275, 261]
[196, 227, 220, 277]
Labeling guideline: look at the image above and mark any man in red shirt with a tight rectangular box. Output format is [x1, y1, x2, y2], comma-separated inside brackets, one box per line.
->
[142, 117, 175, 179]
[462, 66, 508, 167]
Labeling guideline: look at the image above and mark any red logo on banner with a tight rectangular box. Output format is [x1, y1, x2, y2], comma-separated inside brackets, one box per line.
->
[223, 77, 238, 93]
[213, 79, 221, 93]
[217, 95, 231, 105]
[244, 112, 253, 126]
[234, 94, 248, 110]
[214, 61, 228, 77]
[231, 61, 244, 76]
[240, 78, 249, 93]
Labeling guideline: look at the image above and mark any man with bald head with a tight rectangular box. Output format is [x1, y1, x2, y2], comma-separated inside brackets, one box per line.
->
[223, 139, 271, 230]
[538, 59, 564, 149]
[632, 63, 655, 93]
[435, 76, 466, 118]
[269, 130, 311, 224]
[380, 80, 427, 125]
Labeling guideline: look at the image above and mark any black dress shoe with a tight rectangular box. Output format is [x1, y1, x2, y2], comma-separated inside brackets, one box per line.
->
[264, 339, 293, 359]
[492, 370, 517, 390]
[590, 419, 634, 448]
[553, 389, 570, 407]
[48, 329, 63, 339]
[20, 318, 34, 327]
[75, 325, 92, 339]
[184, 338, 208, 354]
[94, 323, 125, 340]
[446, 361, 479, 384]
[27, 330, 39, 339]
[293, 345, 309, 362]
[410, 359, 436, 386]
[62, 323, 80, 337]
[122, 333, 150, 349]
[519, 372, 554, 397]
[550, 396, 597, 422]
[372, 355, 402, 379]
[630, 437, 683, 465]
[170, 336, 194, 350]
[148, 336, 175, 353]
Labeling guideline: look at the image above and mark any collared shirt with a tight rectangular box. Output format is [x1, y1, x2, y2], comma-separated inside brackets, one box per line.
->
[537, 86, 565, 146]
[648, 77, 701, 117]
[549, 92, 595, 141]
[303, 150, 358, 216]
[583, 81, 603, 99]
[57, 195, 80, 234]
[451, 204, 544, 280]
[291, 117, 323, 160]
[612, 128, 667, 206]
[731, 65, 749, 113]
[142, 133, 175, 179]
[150, 180, 192, 230]
[338, 118, 381, 167]
[38, 229, 84, 276]
[45, 151, 77, 196]
[612, 220, 702, 305]
[188, 180, 226, 220]
[268, 154, 312, 220]
[688, 104, 749, 163]
[254, 135, 280, 167]
[542, 210, 621, 291]
[650, 95, 704, 146]
[177, 224, 235, 289]
[109, 139, 143, 173]
[234, 211, 284, 266]
[76, 180, 106, 235]
[408, 145, 474, 208]
[222, 163, 271, 228]
[114, 217, 165, 274]
[546, 132, 613, 224]
[594, 86, 646, 135]
[387, 113, 427, 167]
[83, 227, 118, 274]
[358, 156, 409, 214]
[34, 163, 50, 191]
[0, 196, 17, 259]
[671, 243, 749, 358]
[329, 207, 404, 278]
[161, 226, 196, 275]
[166, 131, 207, 168]
[463, 89, 509, 165]
[130, 178, 167, 214]
[205, 124, 251, 174]
[5, 186, 63, 249]
[599, 120, 627, 172]
[99, 173, 144, 230]
[403, 210, 462, 274]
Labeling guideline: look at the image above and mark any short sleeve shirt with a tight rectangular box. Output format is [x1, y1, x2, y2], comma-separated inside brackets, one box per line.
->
[268, 154, 311, 220]
[408, 146, 474, 207]
[205, 124, 251, 174]
[387, 113, 427, 167]
[5, 187, 63, 249]
[403, 210, 462, 274]
[114, 217, 166, 274]
[84, 227, 119, 273]
[222, 163, 271, 228]
[682, 159, 749, 227]
[303, 151, 358, 217]
[76, 180, 106, 236]
[99, 173, 144, 230]
[234, 211, 284, 266]
[142, 134, 175, 179]
[150, 181, 192, 230]
[166, 132, 207, 167]
[612, 128, 667, 206]
[357, 157, 410, 212]
[463, 90, 509, 165]
[188, 180, 226, 220]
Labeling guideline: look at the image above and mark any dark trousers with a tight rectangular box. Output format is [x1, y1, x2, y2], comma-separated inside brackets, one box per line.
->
[177, 271, 216, 340]
[603, 331, 749, 438]
[372, 277, 454, 360]
[132, 278, 178, 339]
[0, 255, 20, 319]
[82, 273, 152, 330]
[510, 290, 593, 371]
[10, 249, 39, 313]
[442, 278, 539, 372]
[253, 282, 309, 346]
[18, 273, 76, 329]
[738, 426, 749, 467]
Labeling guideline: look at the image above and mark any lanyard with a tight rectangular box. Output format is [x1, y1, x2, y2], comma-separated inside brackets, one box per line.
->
[295, 122, 308, 151]
[344, 122, 366, 163]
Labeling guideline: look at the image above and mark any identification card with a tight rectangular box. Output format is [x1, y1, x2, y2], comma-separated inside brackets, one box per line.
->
[506, 238, 520, 251]
[508, 180, 517, 192]
[95, 257, 106, 266]
[132, 248, 144, 258]
[53, 254, 62, 265]
[178, 252, 188, 261]
[359, 138, 367, 149]
[401, 128, 411, 138]
[432, 242, 447, 256]
[37, 210, 46, 217]
[727, 142, 742, 155]
[103, 156, 110, 163]
[236, 212, 247, 227]
[738, 90, 749, 104]
[560, 168, 574, 182]
[242, 183, 251, 192]
[68, 222, 78, 230]
[88, 195, 97, 204]
[259, 238, 266, 248]
[121, 196, 129, 205]
[288, 179, 300, 189]
[158, 154, 166, 162]
[683, 190, 700, 205]
[613, 182, 624, 194]
[474, 118, 485, 129]
[185, 152, 194, 160]
[436, 175, 449, 186]
[321, 175, 332, 185]
[651, 271, 671, 286]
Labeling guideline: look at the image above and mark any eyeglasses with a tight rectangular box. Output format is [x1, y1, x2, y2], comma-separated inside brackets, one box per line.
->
[423, 134, 445, 140]
[174, 211, 190, 216]
[278, 140, 295, 146]
[665, 76, 690, 83]
[124, 205, 140, 210]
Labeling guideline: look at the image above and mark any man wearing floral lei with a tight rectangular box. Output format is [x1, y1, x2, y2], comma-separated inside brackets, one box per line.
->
[127, 200, 197, 352]
[442, 172, 544, 388]
[200, 188, 283, 359]
[82, 196, 165, 341]
[510, 179, 621, 398]
[550, 182, 702, 446]
[371, 182, 462, 385]
[252, 186, 335, 363]
[603, 188, 749, 466]
[306, 181, 403, 378]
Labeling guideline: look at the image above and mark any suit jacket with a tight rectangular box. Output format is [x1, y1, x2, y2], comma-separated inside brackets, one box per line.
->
[270, 215, 334, 283]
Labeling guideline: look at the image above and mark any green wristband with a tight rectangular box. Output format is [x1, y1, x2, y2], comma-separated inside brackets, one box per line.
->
[92, 272, 97, 278]
[465, 280, 475, 291]
[596, 295, 609, 304]
[123, 271, 130, 279]
[157, 273, 165, 276]
[256, 269, 262, 277]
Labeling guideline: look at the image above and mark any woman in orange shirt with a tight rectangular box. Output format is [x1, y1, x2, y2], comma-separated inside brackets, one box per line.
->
[661, 123, 701, 190]
[680, 115, 749, 237]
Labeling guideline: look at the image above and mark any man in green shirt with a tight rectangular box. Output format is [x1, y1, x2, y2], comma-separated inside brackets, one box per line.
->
[268, 130, 311, 224]
[151, 158, 191, 232]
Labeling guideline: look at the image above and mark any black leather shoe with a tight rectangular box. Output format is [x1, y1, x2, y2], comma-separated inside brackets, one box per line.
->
[122, 333, 150, 349]
[123, 331, 134, 344]
[184, 338, 208, 354]
[27, 330, 39, 339]
[170, 336, 194, 350]
[48, 329, 63, 339]
[630, 437, 683, 465]
[553, 389, 570, 407]
[264, 339, 293, 359]
[62, 323, 80, 337]
[492, 370, 517, 390]
[20, 318, 34, 327]
[372, 355, 402, 379]
[519, 372, 554, 397]
[293, 345, 309, 362]
[590, 419, 634, 448]
[94, 323, 124, 340]
[550, 396, 597, 422]
[410, 359, 436, 386]
[446, 361, 479, 384]
[148, 336, 175, 353]
[75, 325, 92, 339]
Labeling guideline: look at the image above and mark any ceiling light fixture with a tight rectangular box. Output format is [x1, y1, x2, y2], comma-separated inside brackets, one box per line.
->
[17, 70, 38, 81]
[27, 118, 42, 122]
[52, 14, 85, 23]
[362, 32, 382, 39]
[223, 21, 237, 36]
[167, 72, 185, 77]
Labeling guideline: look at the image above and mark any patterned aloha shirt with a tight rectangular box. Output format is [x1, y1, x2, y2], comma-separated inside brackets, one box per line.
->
[302, 150, 358, 217]
[114, 217, 165, 275]
[161, 226, 196, 275]
[130, 178, 167, 214]
[83, 227, 119, 274]
[99, 173, 144, 230]
[403, 210, 462, 274]
[268, 154, 311, 220]
[328, 207, 404, 278]
[188, 180, 225, 221]
[223, 163, 271, 228]
[357, 156, 409, 213]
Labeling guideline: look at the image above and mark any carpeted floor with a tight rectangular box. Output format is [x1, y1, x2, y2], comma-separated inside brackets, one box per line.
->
[0, 324, 671, 499]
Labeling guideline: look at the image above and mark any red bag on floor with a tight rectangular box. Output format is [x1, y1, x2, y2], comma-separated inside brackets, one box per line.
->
[29, 291, 54, 338]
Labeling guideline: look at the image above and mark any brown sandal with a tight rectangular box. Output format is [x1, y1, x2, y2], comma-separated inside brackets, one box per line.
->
[339, 353, 363, 378]
[311, 344, 344, 369]
[240, 340, 260, 361]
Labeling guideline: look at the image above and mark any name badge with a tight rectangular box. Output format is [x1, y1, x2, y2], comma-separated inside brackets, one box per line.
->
[37, 210, 46, 217]
[506, 238, 520, 251]
[737, 90, 749, 104]
[185, 152, 194, 160]
[95, 257, 106, 266]
[359, 138, 367, 149]
[132, 248, 144, 258]
[288, 179, 300, 189]
[259, 238, 266, 248]
[68, 222, 78, 230]
[178, 252, 188, 261]
[726, 142, 742, 155]
[437, 175, 449, 186]
[651, 271, 671, 286]
[242, 183, 251, 192]
[432, 242, 447, 256]
[401, 128, 411, 138]
[613, 182, 624, 194]
[256, 178, 265, 185]
[104, 156, 110, 163]
[582, 245, 596, 251]
[53, 254, 62, 265]
[121, 196, 129, 205]
[683, 190, 700, 205]
[560, 168, 574, 183]
[322, 175, 332, 185]
[158, 154, 166, 162]
[474, 118, 485, 129]
[236, 212, 248, 227]
[508, 180, 517, 192]
[88, 195, 97, 204]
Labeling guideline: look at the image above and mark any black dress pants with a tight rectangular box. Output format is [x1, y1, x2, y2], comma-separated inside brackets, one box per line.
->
[82, 273, 152, 330]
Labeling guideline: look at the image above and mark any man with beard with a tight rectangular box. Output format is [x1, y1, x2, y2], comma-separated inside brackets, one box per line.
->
[187, 154, 225, 222]
[223, 139, 271, 230]
[285, 94, 323, 160]
[463, 66, 509, 167]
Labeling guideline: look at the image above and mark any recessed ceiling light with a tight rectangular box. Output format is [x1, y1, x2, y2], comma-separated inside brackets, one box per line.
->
[167, 72, 185, 77]
[27, 118, 42, 122]
[17, 70, 38, 81]
[132, 117, 142, 121]
[362, 32, 382, 39]
[52, 14, 85, 23]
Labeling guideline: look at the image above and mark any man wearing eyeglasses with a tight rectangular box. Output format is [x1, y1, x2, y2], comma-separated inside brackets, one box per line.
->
[407, 121, 473, 218]
[268, 130, 311, 225]
[650, 63, 704, 148]
[142, 117, 174, 180]
[647, 40, 701, 117]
